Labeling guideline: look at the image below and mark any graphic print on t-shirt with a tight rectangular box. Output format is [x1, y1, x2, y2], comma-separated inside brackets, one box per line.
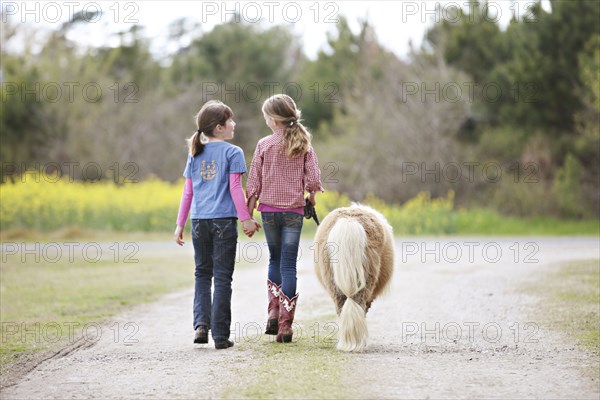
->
[200, 160, 217, 180]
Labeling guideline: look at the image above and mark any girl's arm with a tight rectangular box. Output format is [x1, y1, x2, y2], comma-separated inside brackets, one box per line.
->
[229, 173, 252, 221]
[176, 178, 193, 227]
[247, 194, 257, 218]
[174, 178, 193, 245]
[230, 173, 260, 237]
[304, 148, 324, 203]
[245, 143, 263, 206]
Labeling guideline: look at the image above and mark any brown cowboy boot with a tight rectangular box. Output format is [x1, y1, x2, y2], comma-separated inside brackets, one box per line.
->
[276, 292, 299, 343]
[265, 280, 281, 335]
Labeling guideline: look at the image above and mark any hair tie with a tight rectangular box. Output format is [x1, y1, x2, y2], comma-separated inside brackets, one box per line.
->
[289, 120, 296, 126]
[196, 129, 202, 134]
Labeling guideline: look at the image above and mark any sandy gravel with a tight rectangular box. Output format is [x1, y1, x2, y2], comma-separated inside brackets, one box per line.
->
[2, 237, 599, 399]
[349, 237, 599, 399]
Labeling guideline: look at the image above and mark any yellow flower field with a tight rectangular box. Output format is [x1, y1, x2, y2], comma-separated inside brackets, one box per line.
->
[0, 175, 458, 234]
[1, 176, 182, 232]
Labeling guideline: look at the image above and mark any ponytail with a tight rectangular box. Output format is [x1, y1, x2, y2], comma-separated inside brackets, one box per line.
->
[283, 121, 311, 158]
[187, 130, 208, 156]
[262, 94, 312, 158]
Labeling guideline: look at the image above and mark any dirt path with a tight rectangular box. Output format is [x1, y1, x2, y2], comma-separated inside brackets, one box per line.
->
[2, 237, 599, 399]
[349, 237, 599, 399]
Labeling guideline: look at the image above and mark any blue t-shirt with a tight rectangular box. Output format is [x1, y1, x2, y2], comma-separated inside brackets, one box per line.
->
[183, 142, 247, 219]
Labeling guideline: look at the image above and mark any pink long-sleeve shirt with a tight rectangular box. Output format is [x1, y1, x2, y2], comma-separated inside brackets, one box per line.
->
[176, 173, 251, 227]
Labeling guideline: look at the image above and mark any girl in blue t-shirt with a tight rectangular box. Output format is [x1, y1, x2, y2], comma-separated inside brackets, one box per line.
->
[174, 100, 260, 349]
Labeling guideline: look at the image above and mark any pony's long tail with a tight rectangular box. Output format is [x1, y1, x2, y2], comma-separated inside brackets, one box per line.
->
[328, 217, 368, 352]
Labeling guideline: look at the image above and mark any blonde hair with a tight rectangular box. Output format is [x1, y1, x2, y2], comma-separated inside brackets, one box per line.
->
[187, 100, 233, 156]
[262, 94, 311, 158]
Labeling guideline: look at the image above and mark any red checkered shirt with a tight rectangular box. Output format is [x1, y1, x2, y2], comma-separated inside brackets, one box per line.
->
[246, 128, 324, 209]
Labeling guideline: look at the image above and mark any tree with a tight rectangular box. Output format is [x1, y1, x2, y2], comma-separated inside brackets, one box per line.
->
[496, 0, 599, 134]
[425, 0, 600, 135]
[296, 17, 391, 134]
[553, 153, 585, 217]
[425, 1, 507, 84]
[320, 48, 471, 203]
[167, 19, 302, 152]
[573, 34, 600, 215]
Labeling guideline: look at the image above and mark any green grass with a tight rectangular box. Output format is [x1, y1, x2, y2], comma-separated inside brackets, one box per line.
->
[453, 208, 599, 236]
[0, 240, 193, 367]
[526, 259, 600, 354]
[222, 317, 349, 400]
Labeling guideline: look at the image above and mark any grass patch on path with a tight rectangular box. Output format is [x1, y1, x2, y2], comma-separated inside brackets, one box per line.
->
[526, 259, 599, 363]
[553, 260, 600, 353]
[222, 318, 349, 400]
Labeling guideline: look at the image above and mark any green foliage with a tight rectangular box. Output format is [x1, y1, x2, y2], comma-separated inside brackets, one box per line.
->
[0, 21, 47, 165]
[305, 190, 596, 236]
[426, 2, 507, 84]
[2, 4, 599, 219]
[167, 19, 302, 152]
[553, 153, 585, 218]
[363, 191, 456, 235]
[578, 35, 600, 113]
[3, 178, 596, 236]
[573, 35, 600, 216]
[0, 65, 45, 163]
[493, 0, 599, 134]
[296, 17, 390, 133]
[476, 126, 529, 161]
[421, 0, 600, 217]
[0, 17, 304, 181]
[426, 0, 600, 136]
[171, 21, 298, 85]
[486, 179, 557, 217]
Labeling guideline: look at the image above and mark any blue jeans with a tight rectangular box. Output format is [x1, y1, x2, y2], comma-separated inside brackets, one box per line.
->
[261, 212, 303, 298]
[191, 218, 238, 340]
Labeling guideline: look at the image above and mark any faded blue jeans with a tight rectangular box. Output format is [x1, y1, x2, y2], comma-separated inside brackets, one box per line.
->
[261, 212, 303, 298]
[191, 218, 238, 341]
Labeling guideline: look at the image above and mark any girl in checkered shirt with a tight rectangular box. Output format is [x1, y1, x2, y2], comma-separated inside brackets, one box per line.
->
[246, 94, 323, 343]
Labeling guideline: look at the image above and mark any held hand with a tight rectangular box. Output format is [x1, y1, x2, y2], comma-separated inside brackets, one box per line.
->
[242, 219, 255, 237]
[242, 219, 261, 237]
[174, 225, 185, 246]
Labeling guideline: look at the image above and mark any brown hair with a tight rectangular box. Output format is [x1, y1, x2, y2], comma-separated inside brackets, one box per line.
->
[187, 100, 233, 156]
[262, 94, 311, 158]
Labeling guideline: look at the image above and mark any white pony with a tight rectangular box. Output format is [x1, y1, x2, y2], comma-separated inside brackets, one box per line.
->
[313, 204, 394, 352]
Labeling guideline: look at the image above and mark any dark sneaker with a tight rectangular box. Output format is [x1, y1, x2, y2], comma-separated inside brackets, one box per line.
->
[194, 326, 209, 344]
[214, 339, 234, 349]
